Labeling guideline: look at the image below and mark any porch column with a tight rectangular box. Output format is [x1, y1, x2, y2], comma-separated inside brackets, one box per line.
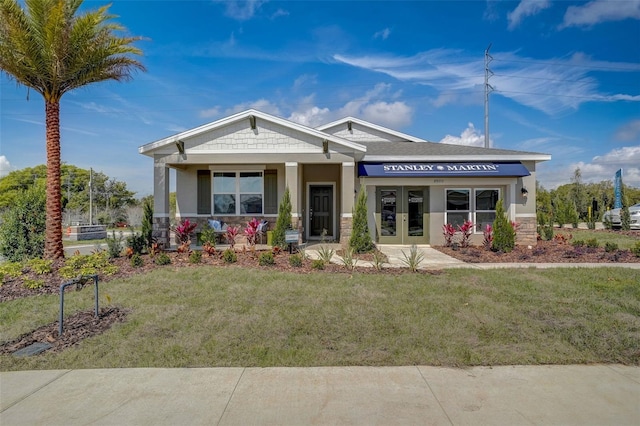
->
[285, 162, 300, 232]
[340, 162, 356, 244]
[153, 160, 171, 248]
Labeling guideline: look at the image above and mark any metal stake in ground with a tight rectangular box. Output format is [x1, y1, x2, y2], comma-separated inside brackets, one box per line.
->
[59, 274, 99, 337]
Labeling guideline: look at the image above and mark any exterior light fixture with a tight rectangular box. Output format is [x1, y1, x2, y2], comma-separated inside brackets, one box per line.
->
[249, 115, 257, 130]
[347, 121, 352, 132]
[521, 187, 528, 198]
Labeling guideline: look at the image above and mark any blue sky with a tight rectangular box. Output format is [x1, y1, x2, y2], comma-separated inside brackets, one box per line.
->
[1, 0, 639, 197]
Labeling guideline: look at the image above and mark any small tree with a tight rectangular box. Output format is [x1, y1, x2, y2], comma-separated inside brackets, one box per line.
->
[141, 198, 154, 249]
[0, 184, 46, 262]
[491, 199, 516, 253]
[271, 186, 292, 248]
[349, 189, 374, 253]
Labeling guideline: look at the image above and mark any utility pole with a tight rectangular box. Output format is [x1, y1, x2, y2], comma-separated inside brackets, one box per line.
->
[89, 168, 93, 225]
[484, 43, 494, 149]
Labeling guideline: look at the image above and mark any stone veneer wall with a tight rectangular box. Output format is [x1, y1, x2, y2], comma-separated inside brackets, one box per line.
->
[339, 216, 352, 245]
[153, 217, 171, 248]
[515, 216, 537, 246]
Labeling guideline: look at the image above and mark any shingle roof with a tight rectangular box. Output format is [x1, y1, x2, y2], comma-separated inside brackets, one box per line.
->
[359, 141, 550, 161]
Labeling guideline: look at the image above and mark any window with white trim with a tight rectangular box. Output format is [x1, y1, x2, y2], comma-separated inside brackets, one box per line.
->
[474, 189, 500, 232]
[445, 189, 470, 228]
[213, 171, 264, 215]
[445, 188, 500, 232]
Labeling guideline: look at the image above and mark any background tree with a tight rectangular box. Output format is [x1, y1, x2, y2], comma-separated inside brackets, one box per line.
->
[271, 187, 292, 249]
[349, 189, 374, 253]
[570, 167, 588, 219]
[0, 164, 137, 225]
[0, 183, 46, 262]
[0, 0, 145, 259]
[141, 197, 154, 248]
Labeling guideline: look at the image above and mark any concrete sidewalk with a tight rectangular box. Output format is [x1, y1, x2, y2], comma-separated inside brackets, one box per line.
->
[2, 365, 638, 425]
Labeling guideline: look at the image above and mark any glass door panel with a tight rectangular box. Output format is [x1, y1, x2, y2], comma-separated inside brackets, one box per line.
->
[380, 189, 397, 237]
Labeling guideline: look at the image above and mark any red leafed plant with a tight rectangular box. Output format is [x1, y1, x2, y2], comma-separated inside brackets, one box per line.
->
[225, 225, 240, 249]
[483, 224, 493, 250]
[244, 218, 261, 247]
[175, 219, 197, 244]
[457, 220, 474, 248]
[442, 223, 456, 247]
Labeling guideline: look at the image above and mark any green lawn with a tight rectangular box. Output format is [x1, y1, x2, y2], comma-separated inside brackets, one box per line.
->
[1, 266, 639, 371]
[555, 228, 639, 249]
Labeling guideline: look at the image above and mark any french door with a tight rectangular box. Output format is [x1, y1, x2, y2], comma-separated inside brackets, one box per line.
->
[377, 187, 429, 244]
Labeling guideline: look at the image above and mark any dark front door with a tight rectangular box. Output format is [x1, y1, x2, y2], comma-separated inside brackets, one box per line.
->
[309, 185, 333, 238]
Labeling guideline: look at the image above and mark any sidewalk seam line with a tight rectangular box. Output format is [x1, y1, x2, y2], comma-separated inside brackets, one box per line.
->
[216, 367, 245, 425]
[0, 369, 72, 413]
[416, 367, 454, 426]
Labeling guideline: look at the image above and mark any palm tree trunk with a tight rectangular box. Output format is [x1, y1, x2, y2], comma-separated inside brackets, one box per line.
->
[44, 99, 64, 259]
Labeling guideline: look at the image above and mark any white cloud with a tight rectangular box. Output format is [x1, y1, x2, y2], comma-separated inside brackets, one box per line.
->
[439, 123, 489, 147]
[270, 8, 289, 19]
[226, 99, 282, 116]
[199, 107, 221, 119]
[334, 49, 640, 116]
[561, 0, 640, 28]
[218, 0, 266, 21]
[0, 155, 12, 177]
[374, 28, 391, 40]
[540, 146, 640, 189]
[615, 119, 640, 142]
[293, 74, 318, 91]
[507, 0, 551, 30]
[286, 84, 413, 129]
[288, 106, 331, 127]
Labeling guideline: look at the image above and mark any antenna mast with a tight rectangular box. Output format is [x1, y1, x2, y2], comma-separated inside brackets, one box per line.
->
[484, 43, 494, 148]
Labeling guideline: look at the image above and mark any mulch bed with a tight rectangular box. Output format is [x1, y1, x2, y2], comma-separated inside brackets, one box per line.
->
[0, 307, 129, 356]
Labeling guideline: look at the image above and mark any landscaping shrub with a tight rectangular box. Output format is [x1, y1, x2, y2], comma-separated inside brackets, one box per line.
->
[223, 249, 237, 263]
[401, 244, 424, 272]
[349, 190, 374, 253]
[289, 253, 303, 267]
[572, 240, 585, 247]
[271, 186, 292, 249]
[130, 253, 144, 268]
[631, 242, 640, 258]
[154, 253, 171, 265]
[106, 231, 124, 258]
[141, 198, 154, 249]
[311, 259, 325, 270]
[258, 251, 275, 266]
[0, 184, 46, 262]
[491, 199, 515, 253]
[22, 278, 44, 289]
[126, 232, 146, 256]
[604, 242, 619, 253]
[586, 238, 599, 248]
[58, 252, 119, 279]
[26, 258, 53, 275]
[189, 251, 202, 264]
[339, 247, 357, 272]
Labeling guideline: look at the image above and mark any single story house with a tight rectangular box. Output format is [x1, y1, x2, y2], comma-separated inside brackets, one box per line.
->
[139, 109, 550, 247]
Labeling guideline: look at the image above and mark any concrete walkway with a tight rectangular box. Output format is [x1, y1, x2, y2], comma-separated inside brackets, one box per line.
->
[2, 365, 638, 425]
[304, 243, 640, 270]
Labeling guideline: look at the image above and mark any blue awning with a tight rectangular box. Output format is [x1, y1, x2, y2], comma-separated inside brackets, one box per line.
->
[358, 162, 530, 177]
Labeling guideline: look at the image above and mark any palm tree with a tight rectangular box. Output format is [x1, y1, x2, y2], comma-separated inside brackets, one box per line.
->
[0, 0, 145, 259]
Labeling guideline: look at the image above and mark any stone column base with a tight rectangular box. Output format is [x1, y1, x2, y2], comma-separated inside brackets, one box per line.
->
[153, 217, 171, 249]
[516, 216, 537, 246]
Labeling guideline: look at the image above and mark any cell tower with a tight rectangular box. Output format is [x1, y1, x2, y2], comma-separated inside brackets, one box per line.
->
[484, 44, 494, 148]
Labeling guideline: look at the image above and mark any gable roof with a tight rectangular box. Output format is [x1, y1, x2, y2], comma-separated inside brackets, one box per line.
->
[138, 109, 366, 156]
[316, 116, 428, 143]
